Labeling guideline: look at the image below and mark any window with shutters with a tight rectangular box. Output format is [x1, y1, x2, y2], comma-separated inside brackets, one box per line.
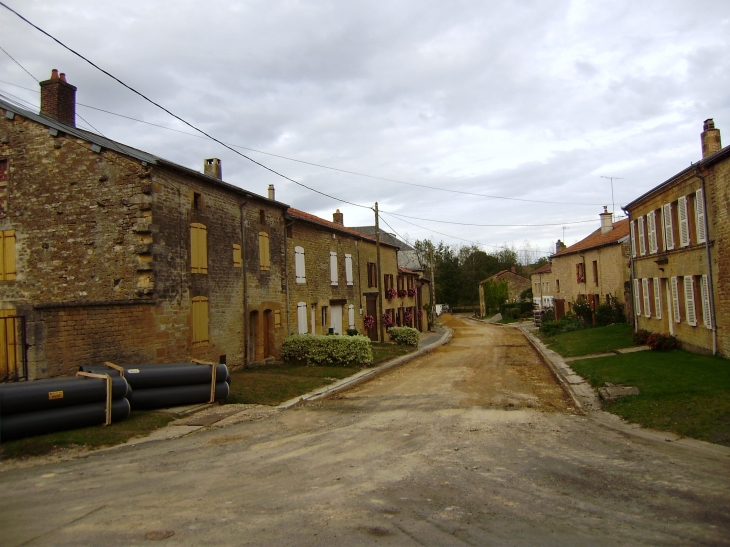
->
[258, 232, 270, 271]
[592, 260, 598, 285]
[233, 244, 242, 268]
[695, 189, 706, 244]
[647, 211, 658, 254]
[678, 196, 690, 247]
[630, 220, 637, 258]
[191, 296, 209, 348]
[634, 279, 642, 316]
[662, 203, 675, 250]
[671, 276, 681, 323]
[576, 263, 585, 283]
[384, 274, 394, 290]
[367, 262, 377, 288]
[642, 278, 651, 318]
[297, 302, 308, 334]
[683, 276, 697, 326]
[190, 223, 208, 274]
[397, 275, 404, 291]
[330, 251, 338, 286]
[653, 278, 662, 320]
[0, 158, 8, 213]
[294, 246, 306, 284]
[345, 254, 353, 286]
[638, 216, 646, 255]
[701, 274, 712, 329]
[348, 304, 355, 329]
[407, 276, 414, 290]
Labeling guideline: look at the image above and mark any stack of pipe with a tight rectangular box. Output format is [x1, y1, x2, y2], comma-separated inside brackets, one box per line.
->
[0, 376, 131, 442]
[79, 363, 229, 410]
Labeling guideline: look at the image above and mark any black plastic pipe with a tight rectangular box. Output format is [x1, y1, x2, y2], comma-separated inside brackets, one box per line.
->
[129, 382, 229, 410]
[79, 363, 231, 389]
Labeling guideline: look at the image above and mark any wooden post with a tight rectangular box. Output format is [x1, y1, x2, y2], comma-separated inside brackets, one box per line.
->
[76, 371, 112, 426]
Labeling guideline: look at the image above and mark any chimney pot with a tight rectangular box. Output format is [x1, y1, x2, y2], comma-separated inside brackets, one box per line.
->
[203, 158, 222, 179]
[701, 118, 722, 158]
[39, 69, 76, 127]
[333, 209, 344, 225]
[600, 208, 613, 235]
[59, 73, 67, 82]
[556, 240, 566, 253]
[51, 69, 59, 80]
[267, 184, 275, 200]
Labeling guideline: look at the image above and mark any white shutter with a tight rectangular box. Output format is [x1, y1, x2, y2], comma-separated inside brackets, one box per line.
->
[294, 246, 306, 284]
[648, 211, 658, 254]
[678, 196, 690, 247]
[642, 278, 651, 318]
[695, 189, 706, 244]
[663, 203, 674, 250]
[345, 254, 353, 286]
[653, 278, 661, 320]
[638, 216, 646, 256]
[348, 304, 355, 329]
[671, 276, 681, 323]
[684, 276, 697, 326]
[634, 279, 642, 316]
[297, 302, 308, 334]
[701, 274, 712, 329]
[330, 251, 338, 286]
[630, 220, 637, 258]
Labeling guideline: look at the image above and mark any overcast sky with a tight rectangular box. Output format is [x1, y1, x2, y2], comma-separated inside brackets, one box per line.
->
[1, 0, 729, 260]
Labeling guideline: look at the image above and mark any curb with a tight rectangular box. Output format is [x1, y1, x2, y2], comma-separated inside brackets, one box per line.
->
[277, 327, 454, 409]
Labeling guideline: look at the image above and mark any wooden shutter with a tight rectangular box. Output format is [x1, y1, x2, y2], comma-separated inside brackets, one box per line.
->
[678, 196, 690, 247]
[695, 189, 706, 243]
[190, 223, 208, 274]
[297, 302, 308, 334]
[258, 232, 270, 271]
[662, 203, 674, 250]
[653, 278, 661, 320]
[630, 220, 637, 258]
[0, 230, 16, 281]
[191, 296, 209, 347]
[647, 211, 657, 254]
[233, 244, 242, 268]
[294, 246, 306, 284]
[638, 216, 646, 255]
[683, 276, 697, 326]
[634, 279, 641, 316]
[701, 274, 712, 328]
[348, 304, 355, 329]
[671, 276, 681, 323]
[642, 278, 651, 318]
[274, 310, 281, 328]
[345, 254, 353, 286]
[330, 251, 338, 286]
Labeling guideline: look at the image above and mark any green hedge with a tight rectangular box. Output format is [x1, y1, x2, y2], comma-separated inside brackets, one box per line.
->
[282, 334, 373, 366]
[388, 326, 420, 347]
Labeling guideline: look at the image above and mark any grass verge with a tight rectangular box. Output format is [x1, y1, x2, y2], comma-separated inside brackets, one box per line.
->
[542, 323, 635, 357]
[372, 342, 416, 364]
[0, 410, 176, 460]
[570, 350, 730, 446]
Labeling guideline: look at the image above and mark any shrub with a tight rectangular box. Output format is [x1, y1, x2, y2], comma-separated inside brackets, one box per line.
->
[282, 334, 373, 366]
[632, 329, 651, 345]
[646, 332, 679, 351]
[388, 326, 420, 347]
[541, 308, 555, 322]
[346, 328, 359, 336]
[540, 320, 563, 337]
[595, 296, 627, 326]
[572, 299, 593, 325]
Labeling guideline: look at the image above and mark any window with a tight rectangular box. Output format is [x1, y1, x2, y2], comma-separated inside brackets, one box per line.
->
[634, 279, 642, 316]
[384, 274, 394, 290]
[671, 276, 681, 323]
[0, 158, 8, 213]
[233, 244, 242, 268]
[678, 196, 690, 247]
[191, 296, 209, 348]
[653, 278, 661, 320]
[321, 306, 328, 327]
[345, 254, 353, 286]
[297, 302, 307, 334]
[683, 276, 697, 326]
[695, 189, 706, 244]
[630, 220, 637, 258]
[294, 246, 306, 284]
[258, 232, 270, 271]
[348, 304, 355, 330]
[647, 211, 658, 254]
[556, 279, 560, 293]
[662, 203, 675, 250]
[642, 278, 651, 318]
[397, 275, 404, 291]
[367, 262, 377, 288]
[259, 209, 266, 224]
[330, 251, 338, 286]
[407, 276, 414, 290]
[190, 223, 208, 274]
[193, 192, 202, 209]
[701, 275, 712, 329]
[638, 216, 646, 255]
[576, 263, 585, 283]
[592, 260, 598, 285]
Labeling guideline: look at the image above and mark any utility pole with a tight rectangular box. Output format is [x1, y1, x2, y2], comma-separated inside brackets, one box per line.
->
[374, 203, 385, 343]
[600, 176, 624, 219]
[430, 242, 436, 330]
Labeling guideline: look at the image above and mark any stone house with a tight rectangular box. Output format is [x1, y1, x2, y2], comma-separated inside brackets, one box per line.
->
[624, 119, 729, 357]
[0, 71, 288, 380]
[549, 211, 631, 320]
[530, 262, 554, 310]
[478, 269, 530, 316]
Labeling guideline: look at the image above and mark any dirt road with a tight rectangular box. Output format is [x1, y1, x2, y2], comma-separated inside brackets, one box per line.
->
[1, 316, 729, 546]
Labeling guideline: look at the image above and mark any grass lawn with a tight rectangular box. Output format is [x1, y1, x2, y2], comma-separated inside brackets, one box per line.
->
[372, 342, 415, 364]
[542, 323, 636, 357]
[570, 350, 730, 446]
[0, 410, 176, 460]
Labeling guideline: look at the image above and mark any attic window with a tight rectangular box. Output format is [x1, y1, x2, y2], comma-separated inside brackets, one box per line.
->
[193, 192, 202, 210]
[259, 209, 266, 224]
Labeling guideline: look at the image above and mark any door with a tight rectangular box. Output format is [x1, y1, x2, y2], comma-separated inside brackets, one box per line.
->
[330, 304, 343, 334]
[263, 309, 274, 359]
[366, 295, 378, 341]
[555, 299, 565, 320]
[249, 310, 259, 362]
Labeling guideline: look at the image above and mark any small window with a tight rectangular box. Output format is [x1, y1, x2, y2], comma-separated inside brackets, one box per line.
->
[259, 209, 266, 224]
[233, 244, 242, 268]
[592, 260, 598, 285]
[190, 223, 208, 274]
[576, 263, 585, 284]
[556, 279, 560, 293]
[367, 262, 377, 288]
[259, 232, 270, 271]
[192, 296, 209, 348]
[193, 192, 202, 210]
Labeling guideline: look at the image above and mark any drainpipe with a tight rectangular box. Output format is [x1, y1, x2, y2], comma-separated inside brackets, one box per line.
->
[241, 196, 251, 367]
[284, 215, 294, 336]
[694, 169, 718, 355]
[622, 206, 637, 332]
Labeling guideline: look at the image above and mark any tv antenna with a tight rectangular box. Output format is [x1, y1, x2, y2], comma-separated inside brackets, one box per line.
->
[600, 176, 624, 218]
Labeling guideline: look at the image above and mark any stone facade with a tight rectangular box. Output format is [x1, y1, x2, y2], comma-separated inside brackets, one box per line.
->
[530, 263, 554, 309]
[478, 270, 530, 316]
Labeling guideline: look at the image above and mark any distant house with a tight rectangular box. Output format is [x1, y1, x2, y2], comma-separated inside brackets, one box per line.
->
[624, 119, 729, 357]
[550, 211, 631, 320]
[478, 269, 530, 316]
[347, 226, 424, 272]
[530, 262, 554, 310]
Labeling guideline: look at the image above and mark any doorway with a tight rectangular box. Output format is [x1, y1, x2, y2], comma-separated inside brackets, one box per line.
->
[366, 294, 378, 341]
[263, 309, 274, 359]
[330, 304, 343, 334]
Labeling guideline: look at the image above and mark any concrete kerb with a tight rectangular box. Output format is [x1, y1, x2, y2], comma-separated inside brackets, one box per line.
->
[277, 327, 454, 409]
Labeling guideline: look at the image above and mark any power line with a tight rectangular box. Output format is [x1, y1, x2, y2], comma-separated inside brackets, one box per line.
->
[0, 44, 38, 82]
[382, 210, 600, 227]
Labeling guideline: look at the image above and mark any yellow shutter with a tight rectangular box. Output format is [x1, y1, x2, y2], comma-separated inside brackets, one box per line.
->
[191, 223, 208, 274]
[259, 232, 270, 271]
[0, 230, 15, 281]
[233, 244, 242, 267]
[274, 310, 281, 328]
[192, 296, 209, 347]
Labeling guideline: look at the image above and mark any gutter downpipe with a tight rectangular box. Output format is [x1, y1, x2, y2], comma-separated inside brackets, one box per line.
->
[622, 206, 637, 332]
[241, 196, 251, 367]
[284, 216, 294, 336]
[694, 169, 718, 355]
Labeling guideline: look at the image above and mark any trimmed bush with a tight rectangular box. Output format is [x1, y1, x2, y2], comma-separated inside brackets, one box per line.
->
[282, 334, 373, 367]
[646, 332, 679, 351]
[388, 326, 420, 347]
[632, 329, 651, 345]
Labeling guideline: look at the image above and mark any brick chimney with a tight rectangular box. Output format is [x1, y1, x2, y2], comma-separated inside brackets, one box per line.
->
[204, 158, 222, 179]
[267, 184, 275, 200]
[333, 209, 343, 225]
[701, 119, 721, 158]
[39, 69, 76, 127]
[556, 240, 566, 253]
[600, 206, 613, 235]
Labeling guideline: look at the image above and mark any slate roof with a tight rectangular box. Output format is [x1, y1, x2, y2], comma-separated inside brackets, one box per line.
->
[286, 208, 399, 248]
[551, 219, 629, 257]
[349, 226, 425, 271]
